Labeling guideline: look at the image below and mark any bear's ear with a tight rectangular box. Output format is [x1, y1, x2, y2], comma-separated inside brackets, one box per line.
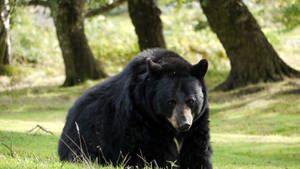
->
[191, 59, 208, 79]
[146, 58, 162, 76]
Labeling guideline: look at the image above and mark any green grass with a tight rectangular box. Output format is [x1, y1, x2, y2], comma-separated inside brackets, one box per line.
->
[1, 78, 300, 168]
[0, 131, 122, 169]
[210, 80, 300, 136]
[212, 134, 300, 169]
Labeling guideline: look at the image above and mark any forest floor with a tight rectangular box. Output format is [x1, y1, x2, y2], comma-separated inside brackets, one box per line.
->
[1, 77, 300, 169]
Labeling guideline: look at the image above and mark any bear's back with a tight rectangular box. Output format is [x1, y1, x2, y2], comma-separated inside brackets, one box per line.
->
[126, 48, 193, 78]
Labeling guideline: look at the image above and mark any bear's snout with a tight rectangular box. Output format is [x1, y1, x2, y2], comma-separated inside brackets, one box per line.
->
[178, 120, 191, 132]
[177, 109, 193, 132]
[168, 105, 193, 132]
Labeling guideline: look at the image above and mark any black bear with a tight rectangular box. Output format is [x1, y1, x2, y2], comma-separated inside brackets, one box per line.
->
[58, 49, 212, 169]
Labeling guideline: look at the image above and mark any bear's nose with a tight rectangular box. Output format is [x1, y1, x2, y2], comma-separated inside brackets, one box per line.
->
[178, 121, 191, 132]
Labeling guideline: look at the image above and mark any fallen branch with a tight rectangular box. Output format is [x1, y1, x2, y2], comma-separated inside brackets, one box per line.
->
[27, 124, 54, 135]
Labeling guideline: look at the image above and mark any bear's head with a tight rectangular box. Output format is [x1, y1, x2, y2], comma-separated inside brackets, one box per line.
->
[145, 55, 208, 132]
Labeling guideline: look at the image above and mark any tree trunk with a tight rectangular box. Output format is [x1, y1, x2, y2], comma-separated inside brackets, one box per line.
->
[199, 0, 300, 90]
[52, 0, 106, 86]
[128, 0, 166, 50]
[0, 0, 12, 74]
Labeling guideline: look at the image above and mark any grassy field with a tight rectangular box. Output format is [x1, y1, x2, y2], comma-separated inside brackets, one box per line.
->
[1, 77, 300, 169]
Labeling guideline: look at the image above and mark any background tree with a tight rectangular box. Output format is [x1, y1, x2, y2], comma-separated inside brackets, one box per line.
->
[128, 0, 166, 50]
[0, 0, 12, 74]
[199, 0, 300, 90]
[51, 0, 107, 86]
[25, 0, 108, 86]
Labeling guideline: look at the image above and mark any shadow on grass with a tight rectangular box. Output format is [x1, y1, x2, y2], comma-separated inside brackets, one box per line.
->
[0, 85, 85, 97]
[210, 102, 248, 116]
[278, 88, 300, 95]
[209, 79, 300, 104]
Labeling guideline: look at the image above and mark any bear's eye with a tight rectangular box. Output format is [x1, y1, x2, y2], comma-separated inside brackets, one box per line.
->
[186, 99, 195, 105]
[167, 99, 176, 106]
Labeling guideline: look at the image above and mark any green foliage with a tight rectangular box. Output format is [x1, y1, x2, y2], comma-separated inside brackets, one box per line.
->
[282, 2, 300, 29]
[247, 0, 300, 31]
[162, 3, 229, 77]
[84, 6, 229, 76]
[193, 20, 208, 31]
[10, 7, 62, 66]
[5, 0, 299, 92]
[85, 14, 140, 75]
[0, 65, 14, 76]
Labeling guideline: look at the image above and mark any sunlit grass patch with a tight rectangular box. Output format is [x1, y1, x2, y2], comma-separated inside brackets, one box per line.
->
[212, 133, 300, 144]
[0, 119, 64, 134]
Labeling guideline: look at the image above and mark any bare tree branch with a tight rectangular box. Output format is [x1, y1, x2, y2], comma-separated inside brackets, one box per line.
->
[85, 0, 127, 18]
[23, 0, 50, 8]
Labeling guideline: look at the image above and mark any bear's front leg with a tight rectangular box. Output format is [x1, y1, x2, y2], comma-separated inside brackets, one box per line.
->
[179, 135, 212, 169]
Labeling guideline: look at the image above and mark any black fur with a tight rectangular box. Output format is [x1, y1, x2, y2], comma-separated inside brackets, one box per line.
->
[58, 49, 212, 169]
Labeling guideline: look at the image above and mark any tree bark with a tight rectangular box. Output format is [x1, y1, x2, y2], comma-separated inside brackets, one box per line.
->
[200, 0, 300, 90]
[128, 0, 166, 50]
[52, 0, 107, 86]
[0, 0, 12, 74]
